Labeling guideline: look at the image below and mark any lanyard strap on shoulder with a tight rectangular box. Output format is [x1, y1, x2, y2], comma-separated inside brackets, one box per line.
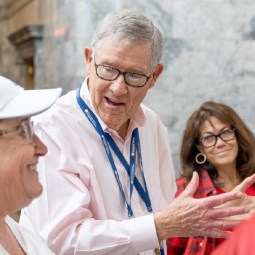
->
[76, 85, 152, 215]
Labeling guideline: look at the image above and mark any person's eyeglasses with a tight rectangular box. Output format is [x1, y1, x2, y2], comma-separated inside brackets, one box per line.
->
[0, 120, 34, 144]
[94, 58, 152, 87]
[198, 127, 236, 148]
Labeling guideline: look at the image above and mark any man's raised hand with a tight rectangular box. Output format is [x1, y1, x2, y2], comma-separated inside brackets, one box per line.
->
[154, 172, 250, 241]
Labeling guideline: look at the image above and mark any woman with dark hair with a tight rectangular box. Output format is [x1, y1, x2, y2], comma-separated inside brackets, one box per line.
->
[167, 101, 255, 255]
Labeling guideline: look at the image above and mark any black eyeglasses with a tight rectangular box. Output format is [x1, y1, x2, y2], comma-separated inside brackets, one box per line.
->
[197, 127, 236, 148]
[94, 58, 152, 87]
[0, 120, 34, 144]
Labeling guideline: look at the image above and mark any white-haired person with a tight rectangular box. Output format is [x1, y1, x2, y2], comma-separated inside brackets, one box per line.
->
[0, 75, 61, 255]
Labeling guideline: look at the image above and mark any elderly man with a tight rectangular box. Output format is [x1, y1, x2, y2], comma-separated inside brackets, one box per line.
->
[20, 10, 254, 255]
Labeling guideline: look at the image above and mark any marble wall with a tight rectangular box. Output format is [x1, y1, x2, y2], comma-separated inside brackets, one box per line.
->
[140, 0, 255, 176]
[40, 0, 122, 91]
[0, 0, 42, 88]
[1, 0, 255, 177]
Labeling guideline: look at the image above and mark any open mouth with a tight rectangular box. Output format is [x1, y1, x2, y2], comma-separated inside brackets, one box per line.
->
[105, 97, 124, 106]
[27, 165, 37, 171]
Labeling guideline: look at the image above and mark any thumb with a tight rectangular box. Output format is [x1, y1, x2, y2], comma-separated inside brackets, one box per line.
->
[233, 174, 255, 193]
[179, 172, 199, 198]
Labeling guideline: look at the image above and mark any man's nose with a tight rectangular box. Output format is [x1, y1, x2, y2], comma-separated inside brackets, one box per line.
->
[110, 74, 128, 96]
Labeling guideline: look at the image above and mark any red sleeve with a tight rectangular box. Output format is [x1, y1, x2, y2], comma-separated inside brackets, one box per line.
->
[167, 179, 189, 255]
[211, 215, 255, 255]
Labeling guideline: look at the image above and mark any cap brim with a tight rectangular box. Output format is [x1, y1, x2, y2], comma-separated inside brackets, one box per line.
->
[0, 88, 62, 119]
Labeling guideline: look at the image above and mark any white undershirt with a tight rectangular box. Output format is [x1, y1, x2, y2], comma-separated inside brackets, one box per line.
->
[0, 216, 54, 255]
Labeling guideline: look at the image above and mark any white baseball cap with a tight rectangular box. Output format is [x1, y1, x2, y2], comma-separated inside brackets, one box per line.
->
[0, 75, 62, 119]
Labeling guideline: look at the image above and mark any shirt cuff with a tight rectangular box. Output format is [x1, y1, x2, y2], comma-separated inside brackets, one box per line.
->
[124, 214, 159, 254]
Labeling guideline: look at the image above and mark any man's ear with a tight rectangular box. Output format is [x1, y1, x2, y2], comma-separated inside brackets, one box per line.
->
[84, 47, 93, 75]
[149, 63, 164, 89]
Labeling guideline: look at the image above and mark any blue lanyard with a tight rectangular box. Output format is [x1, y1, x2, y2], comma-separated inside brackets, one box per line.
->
[77, 85, 164, 254]
[76, 85, 152, 218]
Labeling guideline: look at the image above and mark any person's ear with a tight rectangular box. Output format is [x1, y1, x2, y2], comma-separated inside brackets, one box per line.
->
[196, 144, 204, 154]
[84, 47, 94, 75]
[149, 64, 164, 89]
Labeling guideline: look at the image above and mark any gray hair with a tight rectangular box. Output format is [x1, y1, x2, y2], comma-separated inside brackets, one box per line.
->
[92, 10, 163, 71]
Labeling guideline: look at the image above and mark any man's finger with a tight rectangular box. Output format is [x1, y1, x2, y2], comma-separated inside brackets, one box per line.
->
[179, 172, 199, 198]
[206, 229, 232, 239]
[221, 213, 250, 221]
[206, 206, 250, 219]
[233, 174, 255, 193]
[200, 191, 243, 209]
[207, 219, 242, 229]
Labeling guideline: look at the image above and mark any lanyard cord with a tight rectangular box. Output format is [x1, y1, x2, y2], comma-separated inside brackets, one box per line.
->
[76, 85, 164, 254]
[76, 85, 152, 216]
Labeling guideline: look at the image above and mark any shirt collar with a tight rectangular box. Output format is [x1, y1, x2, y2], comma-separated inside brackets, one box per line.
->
[80, 77, 147, 134]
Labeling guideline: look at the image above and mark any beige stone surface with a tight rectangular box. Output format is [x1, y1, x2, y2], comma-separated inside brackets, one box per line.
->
[9, 0, 41, 34]
[0, 0, 42, 85]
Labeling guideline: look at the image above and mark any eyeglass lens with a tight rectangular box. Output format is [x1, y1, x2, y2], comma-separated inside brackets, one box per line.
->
[201, 129, 235, 148]
[21, 121, 34, 144]
[97, 65, 147, 86]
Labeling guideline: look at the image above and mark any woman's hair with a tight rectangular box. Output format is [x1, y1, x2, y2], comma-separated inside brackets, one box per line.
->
[180, 101, 255, 187]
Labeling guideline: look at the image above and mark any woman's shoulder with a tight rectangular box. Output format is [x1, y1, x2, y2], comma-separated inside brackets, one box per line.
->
[5, 216, 55, 255]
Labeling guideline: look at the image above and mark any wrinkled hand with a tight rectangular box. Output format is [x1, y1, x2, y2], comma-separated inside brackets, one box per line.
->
[154, 172, 250, 241]
[219, 174, 255, 220]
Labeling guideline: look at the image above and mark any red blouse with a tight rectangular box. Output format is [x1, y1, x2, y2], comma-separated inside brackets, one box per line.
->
[167, 170, 255, 255]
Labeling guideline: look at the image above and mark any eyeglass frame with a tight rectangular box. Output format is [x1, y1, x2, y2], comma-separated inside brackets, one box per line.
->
[197, 127, 237, 148]
[0, 120, 34, 144]
[94, 56, 152, 87]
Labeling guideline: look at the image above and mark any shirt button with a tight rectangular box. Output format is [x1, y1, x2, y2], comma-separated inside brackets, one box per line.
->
[136, 210, 140, 214]
[199, 241, 203, 247]
[212, 191, 216, 194]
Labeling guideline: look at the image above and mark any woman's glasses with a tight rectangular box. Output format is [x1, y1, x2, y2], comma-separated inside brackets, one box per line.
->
[198, 127, 236, 148]
[0, 120, 34, 144]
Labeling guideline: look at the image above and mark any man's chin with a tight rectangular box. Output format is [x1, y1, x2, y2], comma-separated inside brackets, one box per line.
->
[100, 113, 125, 131]
[104, 120, 123, 132]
